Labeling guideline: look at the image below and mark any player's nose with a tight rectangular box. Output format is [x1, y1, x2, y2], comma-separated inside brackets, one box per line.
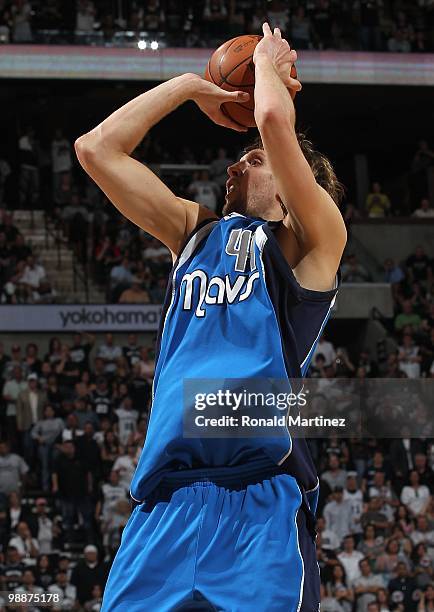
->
[227, 160, 243, 177]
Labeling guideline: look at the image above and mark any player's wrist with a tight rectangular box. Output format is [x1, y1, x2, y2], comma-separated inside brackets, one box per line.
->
[177, 73, 204, 102]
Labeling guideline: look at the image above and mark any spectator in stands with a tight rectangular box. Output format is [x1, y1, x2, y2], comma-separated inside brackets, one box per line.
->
[365, 182, 391, 218]
[387, 27, 412, 52]
[387, 561, 417, 610]
[358, 0, 382, 51]
[14, 567, 43, 599]
[84, 583, 103, 611]
[18, 127, 39, 207]
[353, 557, 384, 612]
[357, 524, 385, 566]
[401, 470, 431, 517]
[32, 405, 64, 491]
[8, 521, 39, 562]
[319, 582, 346, 612]
[406, 245, 432, 286]
[109, 256, 133, 302]
[413, 542, 434, 590]
[338, 535, 364, 586]
[100, 430, 121, 479]
[16, 372, 46, 463]
[312, 0, 335, 50]
[48, 569, 78, 609]
[2, 365, 27, 442]
[30, 497, 56, 555]
[95, 236, 121, 285]
[394, 300, 422, 332]
[0, 156, 11, 207]
[97, 333, 122, 377]
[114, 396, 138, 447]
[76, 422, 101, 481]
[17, 255, 52, 304]
[344, 473, 364, 538]
[290, 6, 312, 49]
[202, 0, 228, 40]
[341, 254, 371, 283]
[312, 333, 337, 368]
[360, 497, 390, 538]
[322, 454, 348, 490]
[69, 332, 95, 374]
[414, 452, 434, 489]
[71, 544, 107, 606]
[10, 0, 32, 42]
[55, 345, 80, 396]
[413, 197, 434, 218]
[324, 487, 352, 545]
[267, 0, 289, 34]
[112, 444, 137, 490]
[411, 515, 434, 550]
[52, 440, 93, 543]
[187, 170, 220, 212]
[326, 562, 354, 610]
[413, 29, 432, 53]
[2, 545, 25, 591]
[122, 334, 141, 369]
[34, 554, 54, 590]
[118, 275, 150, 303]
[398, 333, 422, 378]
[51, 128, 72, 205]
[76, 0, 96, 32]
[10, 233, 32, 265]
[72, 398, 98, 431]
[383, 258, 405, 284]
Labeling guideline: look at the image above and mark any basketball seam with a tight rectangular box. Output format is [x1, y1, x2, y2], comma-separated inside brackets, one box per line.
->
[221, 104, 246, 128]
[218, 35, 260, 86]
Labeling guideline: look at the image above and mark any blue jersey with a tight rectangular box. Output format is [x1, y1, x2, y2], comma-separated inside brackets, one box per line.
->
[130, 213, 338, 509]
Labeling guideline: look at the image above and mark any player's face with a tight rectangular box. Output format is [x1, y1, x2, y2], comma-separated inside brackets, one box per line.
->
[223, 149, 284, 220]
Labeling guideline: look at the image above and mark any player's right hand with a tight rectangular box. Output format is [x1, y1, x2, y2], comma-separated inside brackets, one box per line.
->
[188, 74, 250, 132]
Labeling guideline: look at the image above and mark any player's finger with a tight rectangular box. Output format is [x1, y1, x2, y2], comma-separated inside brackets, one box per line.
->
[220, 90, 250, 103]
[288, 78, 302, 92]
[262, 22, 272, 37]
[274, 27, 282, 38]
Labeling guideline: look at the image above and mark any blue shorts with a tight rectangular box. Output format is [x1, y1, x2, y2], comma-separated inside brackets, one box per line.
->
[102, 460, 320, 611]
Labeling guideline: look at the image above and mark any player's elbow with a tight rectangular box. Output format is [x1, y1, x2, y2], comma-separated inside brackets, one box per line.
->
[74, 133, 100, 167]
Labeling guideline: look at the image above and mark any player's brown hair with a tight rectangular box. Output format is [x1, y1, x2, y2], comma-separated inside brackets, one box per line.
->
[245, 132, 345, 206]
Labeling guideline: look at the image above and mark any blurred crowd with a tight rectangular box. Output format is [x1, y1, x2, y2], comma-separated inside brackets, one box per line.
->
[1, 124, 433, 305]
[0, 331, 154, 609]
[0, 0, 433, 52]
[0, 319, 432, 608]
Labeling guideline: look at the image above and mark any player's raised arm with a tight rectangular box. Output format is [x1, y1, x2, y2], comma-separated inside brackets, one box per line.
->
[253, 23, 347, 290]
[74, 74, 249, 257]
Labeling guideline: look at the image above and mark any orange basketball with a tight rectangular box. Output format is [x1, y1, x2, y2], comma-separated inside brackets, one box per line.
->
[204, 34, 298, 129]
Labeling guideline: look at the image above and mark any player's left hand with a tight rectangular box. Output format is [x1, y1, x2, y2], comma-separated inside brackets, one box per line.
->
[253, 22, 302, 94]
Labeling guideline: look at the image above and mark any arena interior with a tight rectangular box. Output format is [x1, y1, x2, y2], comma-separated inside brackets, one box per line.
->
[0, 0, 433, 610]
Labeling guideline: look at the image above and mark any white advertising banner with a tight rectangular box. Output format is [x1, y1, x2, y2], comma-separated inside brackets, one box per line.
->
[0, 304, 162, 332]
[1, 46, 433, 86]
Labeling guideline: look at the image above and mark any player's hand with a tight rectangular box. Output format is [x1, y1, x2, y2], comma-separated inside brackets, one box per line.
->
[189, 74, 250, 132]
[253, 23, 302, 94]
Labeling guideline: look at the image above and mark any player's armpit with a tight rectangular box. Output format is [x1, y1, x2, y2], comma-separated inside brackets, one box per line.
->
[75, 142, 217, 257]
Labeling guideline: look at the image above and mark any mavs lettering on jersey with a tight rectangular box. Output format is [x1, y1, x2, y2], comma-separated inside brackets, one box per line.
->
[181, 228, 259, 317]
[130, 213, 339, 511]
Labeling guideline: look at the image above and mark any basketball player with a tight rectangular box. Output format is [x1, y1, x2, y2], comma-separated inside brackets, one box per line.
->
[76, 23, 346, 612]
